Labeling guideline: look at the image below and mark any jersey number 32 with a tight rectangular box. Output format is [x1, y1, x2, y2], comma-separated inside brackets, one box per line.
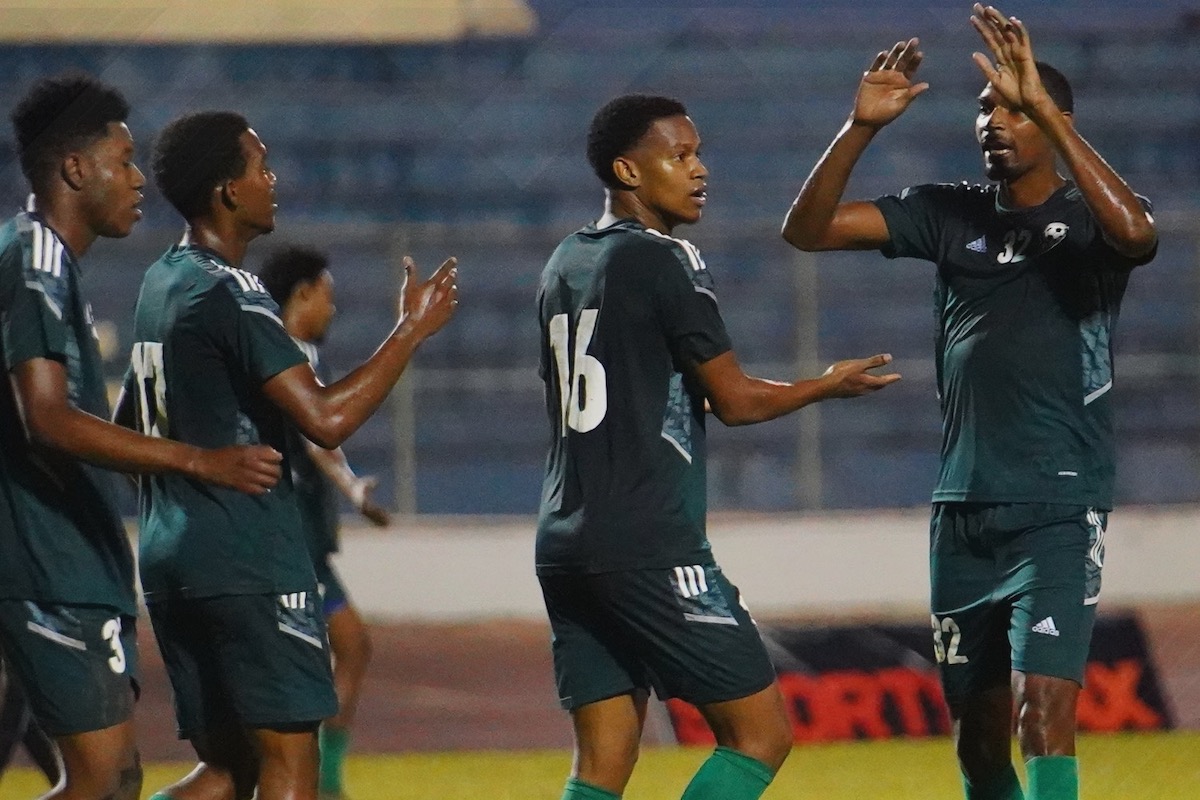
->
[548, 310, 607, 434]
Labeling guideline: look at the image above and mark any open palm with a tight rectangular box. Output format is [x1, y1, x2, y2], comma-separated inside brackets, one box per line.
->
[970, 3, 1053, 113]
[853, 38, 929, 129]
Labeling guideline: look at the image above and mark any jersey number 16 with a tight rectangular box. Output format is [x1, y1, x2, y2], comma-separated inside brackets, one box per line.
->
[548, 310, 607, 434]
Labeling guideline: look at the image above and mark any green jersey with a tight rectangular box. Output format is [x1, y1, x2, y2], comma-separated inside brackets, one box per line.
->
[0, 211, 134, 614]
[287, 338, 339, 561]
[874, 181, 1155, 508]
[535, 219, 732, 574]
[124, 241, 312, 599]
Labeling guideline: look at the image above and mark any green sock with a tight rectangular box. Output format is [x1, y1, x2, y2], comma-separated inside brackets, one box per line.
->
[1027, 756, 1078, 800]
[963, 763, 1025, 800]
[147, 794, 174, 800]
[561, 776, 621, 800]
[318, 724, 351, 796]
[680, 746, 774, 800]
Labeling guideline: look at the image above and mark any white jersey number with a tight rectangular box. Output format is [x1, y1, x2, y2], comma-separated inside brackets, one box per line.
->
[101, 617, 127, 674]
[997, 229, 1032, 264]
[931, 614, 969, 665]
[130, 341, 168, 438]
[548, 310, 607, 434]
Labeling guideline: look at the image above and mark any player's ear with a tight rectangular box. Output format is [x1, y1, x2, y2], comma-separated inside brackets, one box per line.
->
[612, 156, 640, 189]
[218, 180, 237, 211]
[60, 152, 86, 191]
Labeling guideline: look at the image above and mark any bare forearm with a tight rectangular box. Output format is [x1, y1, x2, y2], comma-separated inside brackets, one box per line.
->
[713, 375, 831, 426]
[1035, 107, 1157, 257]
[300, 319, 424, 448]
[30, 405, 200, 476]
[782, 118, 877, 250]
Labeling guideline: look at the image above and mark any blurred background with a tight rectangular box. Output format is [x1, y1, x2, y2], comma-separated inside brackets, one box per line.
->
[0, 0, 1198, 785]
[2, 0, 1198, 514]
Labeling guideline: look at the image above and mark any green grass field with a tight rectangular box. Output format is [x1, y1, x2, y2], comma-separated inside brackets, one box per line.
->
[1, 733, 1196, 799]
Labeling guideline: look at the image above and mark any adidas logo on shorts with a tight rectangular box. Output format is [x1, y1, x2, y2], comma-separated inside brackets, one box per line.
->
[1032, 616, 1061, 637]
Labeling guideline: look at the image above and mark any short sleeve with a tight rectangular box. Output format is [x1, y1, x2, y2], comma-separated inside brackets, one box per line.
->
[652, 241, 732, 368]
[1, 235, 69, 370]
[873, 183, 953, 262]
[206, 282, 307, 384]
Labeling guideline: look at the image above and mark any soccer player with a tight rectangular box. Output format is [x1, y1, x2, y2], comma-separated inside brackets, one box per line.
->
[780, 6, 1157, 800]
[116, 111, 456, 800]
[537, 93, 900, 800]
[0, 74, 283, 800]
[258, 245, 388, 800]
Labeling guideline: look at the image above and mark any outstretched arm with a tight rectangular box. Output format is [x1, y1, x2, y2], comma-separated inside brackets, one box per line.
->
[18, 360, 281, 495]
[782, 38, 929, 252]
[304, 440, 390, 526]
[264, 256, 458, 449]
[694, 350, 900, 427]
[971, 4, 1156, 258]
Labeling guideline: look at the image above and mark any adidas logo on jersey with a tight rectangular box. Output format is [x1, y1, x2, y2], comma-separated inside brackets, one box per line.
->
[1032, 616, 1061, 637]
[966, 235, 988, 253]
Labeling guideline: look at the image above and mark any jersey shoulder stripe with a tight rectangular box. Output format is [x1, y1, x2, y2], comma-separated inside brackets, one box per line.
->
[185, 247, 287, 326]
[638, 227, 708, 273]
[17, 215, 69, 319]
[634, 226, 719, 303]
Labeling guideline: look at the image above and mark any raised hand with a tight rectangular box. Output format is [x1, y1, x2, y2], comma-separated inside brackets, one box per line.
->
[400, 255, 459, 337]
[970, 4, 1055, 115]
[821, 353, 901, 398]
[192, 445, 282, 495]
[852, 38, 930, 130]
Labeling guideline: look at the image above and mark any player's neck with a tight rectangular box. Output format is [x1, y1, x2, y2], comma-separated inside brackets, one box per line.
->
[998, 167, 1066, 210]
[33, 192, 95, 259]
[186, 218, 252, 267]
[602, 192, 674, 235]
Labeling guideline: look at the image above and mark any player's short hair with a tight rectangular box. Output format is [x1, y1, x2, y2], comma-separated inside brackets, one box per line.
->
[258, 245, 329, 308]
[587, 94, 688, 189]
[1036, 62, 1073, 113]
[10, 72, 130, 193]
[153, 111, 250, 222]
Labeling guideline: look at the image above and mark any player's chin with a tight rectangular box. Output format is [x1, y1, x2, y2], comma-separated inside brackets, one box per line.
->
[101, 216, 138, 239]
[982, 157, 1012, 183]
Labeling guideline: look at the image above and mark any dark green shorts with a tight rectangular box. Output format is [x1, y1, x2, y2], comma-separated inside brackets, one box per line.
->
[0, 600, 137, 736]
[147, 592, 337, 739]
[314, 556, 349, 616]
[539, 564, 776, 710]
[929, 502, 1106, 709]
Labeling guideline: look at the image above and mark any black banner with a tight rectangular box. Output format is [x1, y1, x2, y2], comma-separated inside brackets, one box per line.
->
[668, 612, 1172, 743]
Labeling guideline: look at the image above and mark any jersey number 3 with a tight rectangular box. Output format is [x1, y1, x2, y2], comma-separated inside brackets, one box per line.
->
[548, 310, 607, 434]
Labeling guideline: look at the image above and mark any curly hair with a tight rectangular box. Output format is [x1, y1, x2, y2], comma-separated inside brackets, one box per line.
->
[11, 72, 130, 193]
[153, 111, 250, 222]
[258, 245, 329, 308]
[586, 94, 688, 190]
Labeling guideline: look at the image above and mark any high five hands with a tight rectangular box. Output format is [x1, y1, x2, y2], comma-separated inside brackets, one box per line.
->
[852, 38, 929, 130]
[970, 4, 1058, 116]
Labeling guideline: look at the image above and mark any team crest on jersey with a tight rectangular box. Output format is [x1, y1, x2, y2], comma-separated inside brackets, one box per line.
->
[1043, 222, 1069, 248]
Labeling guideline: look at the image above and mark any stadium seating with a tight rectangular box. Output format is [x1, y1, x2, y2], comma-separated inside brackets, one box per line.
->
[5, 4, 1197, 512]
